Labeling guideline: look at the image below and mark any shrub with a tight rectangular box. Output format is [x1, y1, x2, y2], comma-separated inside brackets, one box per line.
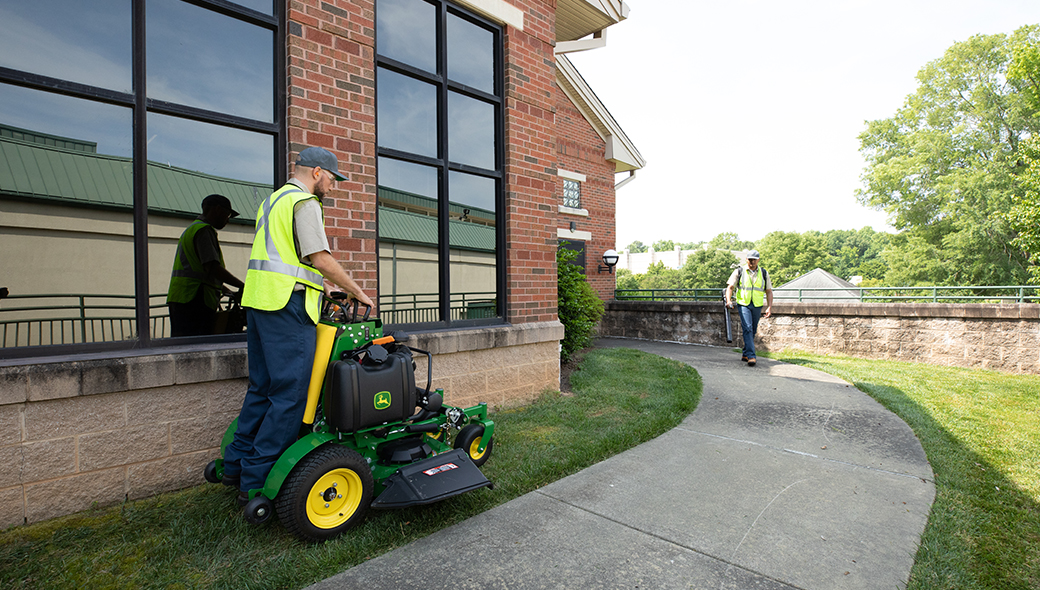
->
[557, 246, 604, 362]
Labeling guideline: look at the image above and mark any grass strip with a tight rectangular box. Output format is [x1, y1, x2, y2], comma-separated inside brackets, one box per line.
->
[0, 347, 701, 590]
[769, 350, 1040, 590]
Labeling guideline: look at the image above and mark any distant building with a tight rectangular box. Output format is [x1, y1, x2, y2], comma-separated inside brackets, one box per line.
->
[774, 268, 862, 301]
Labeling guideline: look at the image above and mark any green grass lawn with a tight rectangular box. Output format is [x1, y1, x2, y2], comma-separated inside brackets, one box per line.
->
[0, 347, 701, 590]
[769, 350, 1040, 590]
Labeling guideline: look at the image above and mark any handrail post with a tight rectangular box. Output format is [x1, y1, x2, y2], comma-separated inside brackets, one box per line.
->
[79, 296, 87, 344]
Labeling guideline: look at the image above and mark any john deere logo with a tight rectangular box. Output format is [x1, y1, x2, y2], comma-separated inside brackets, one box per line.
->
[374, 391, 392, 410]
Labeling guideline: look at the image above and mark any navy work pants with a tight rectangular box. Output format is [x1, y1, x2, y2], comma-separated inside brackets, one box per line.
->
[223, 291, 316, 493]
[738, 304, 763, 360]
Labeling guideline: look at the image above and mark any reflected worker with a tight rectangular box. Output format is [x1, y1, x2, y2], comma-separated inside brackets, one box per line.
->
[167, 194, 245, 337]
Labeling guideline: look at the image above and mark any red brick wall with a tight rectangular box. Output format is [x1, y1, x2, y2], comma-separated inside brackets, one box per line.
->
[288, 0, 379, 299]
[556, 86, 617, 301]
[287, 0, 563, 325]
[503, 1, 559, 324]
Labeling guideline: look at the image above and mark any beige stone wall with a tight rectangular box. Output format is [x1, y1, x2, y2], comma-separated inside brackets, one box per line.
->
[0, 321, 563, 529]
[600, 300, 1040, 375]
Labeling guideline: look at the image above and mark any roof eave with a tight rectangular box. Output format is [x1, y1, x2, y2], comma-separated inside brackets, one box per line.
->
[556, 55, 645, 173]
[556, 0, 630, 42]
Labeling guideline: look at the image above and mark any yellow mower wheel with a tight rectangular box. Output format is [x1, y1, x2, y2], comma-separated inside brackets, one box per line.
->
[276, 445, 373, 542]
[454, 424, 493, 467]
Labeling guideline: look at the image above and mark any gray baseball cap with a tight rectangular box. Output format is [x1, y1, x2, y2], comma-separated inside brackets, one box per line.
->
[746, 250, 761, 259]
[295, 147, 346, 181]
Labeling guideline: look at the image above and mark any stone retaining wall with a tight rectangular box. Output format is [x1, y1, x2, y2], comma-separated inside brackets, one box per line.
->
[600, 300, 1040, 375]
[0, 321, 563, 529]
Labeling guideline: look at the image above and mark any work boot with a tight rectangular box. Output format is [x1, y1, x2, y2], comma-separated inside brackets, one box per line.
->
[741, 356, 748, 363]
[747, 358, 756, 367]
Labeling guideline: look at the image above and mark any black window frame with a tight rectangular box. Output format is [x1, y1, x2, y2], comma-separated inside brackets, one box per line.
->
[0, 0, 286, 360]
[375, 0, 507, 331]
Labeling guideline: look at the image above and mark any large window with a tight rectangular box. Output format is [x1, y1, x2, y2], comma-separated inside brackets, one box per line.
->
[376, 0, 504, 328]
[0, 0, 283, 357]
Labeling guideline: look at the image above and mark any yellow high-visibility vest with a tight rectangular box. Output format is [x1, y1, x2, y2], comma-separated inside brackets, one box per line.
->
[167, 220, 223, 309]
[242, 185, 325, 323]
[735, 266, 768, 307]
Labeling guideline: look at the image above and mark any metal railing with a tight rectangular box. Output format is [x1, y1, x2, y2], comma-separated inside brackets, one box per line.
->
[379, 292, 497, 325]
[615, 285, 1040, 304]
[614, 288, 722, 302]
[0, 293, 175, 348]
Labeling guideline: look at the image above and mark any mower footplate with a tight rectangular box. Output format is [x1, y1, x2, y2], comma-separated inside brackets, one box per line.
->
[371, 449, 492, 509]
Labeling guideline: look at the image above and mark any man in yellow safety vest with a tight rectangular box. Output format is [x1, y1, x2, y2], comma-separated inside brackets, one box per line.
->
[725, 250, 773, 367]
[221, 147, 375, 506]
[166, 194, 245, 337]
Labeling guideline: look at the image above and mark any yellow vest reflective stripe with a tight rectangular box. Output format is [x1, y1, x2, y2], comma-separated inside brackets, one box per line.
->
[167, 220, 223, 309]
[735, 267, 766, 307]
[242, 185, 325, 323]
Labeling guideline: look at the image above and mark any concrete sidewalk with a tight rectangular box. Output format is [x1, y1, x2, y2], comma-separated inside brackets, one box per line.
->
[308, 339, 935, 590]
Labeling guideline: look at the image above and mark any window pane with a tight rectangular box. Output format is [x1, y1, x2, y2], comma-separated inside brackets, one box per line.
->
[448, 92, 494, 170]
[376, 0, 436, 74]
[447, 13, 494, 94]
[377, 157, 441, 324]
[147, 114, 272, 339]
[147, 0, 274, 122]
[0, 0, 131, 93]
[0, 84, 137, 347]
[377, 68, 438, 158]
[448, 172, 496, 320]
[232, 0, 273, 15]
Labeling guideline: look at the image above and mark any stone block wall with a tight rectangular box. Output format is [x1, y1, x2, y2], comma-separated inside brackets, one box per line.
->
[0, 321, 562, 529]
[600, 300, 1040, 375]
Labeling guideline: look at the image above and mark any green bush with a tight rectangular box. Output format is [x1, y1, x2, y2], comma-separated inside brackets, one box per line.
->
[557, 246, 604, 362]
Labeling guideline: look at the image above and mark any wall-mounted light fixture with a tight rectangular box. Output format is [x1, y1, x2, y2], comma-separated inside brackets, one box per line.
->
[598, 249, 619, 274]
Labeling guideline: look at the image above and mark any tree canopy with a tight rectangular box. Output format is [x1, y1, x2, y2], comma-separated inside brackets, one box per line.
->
[858, 25, 1040, 286]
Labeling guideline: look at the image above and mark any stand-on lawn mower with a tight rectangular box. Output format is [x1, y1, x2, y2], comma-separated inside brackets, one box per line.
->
[204, 294, 495, 542]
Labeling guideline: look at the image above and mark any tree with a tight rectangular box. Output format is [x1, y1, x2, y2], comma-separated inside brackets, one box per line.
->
[757, 230, 832, 284]
[1006, 28, 1040, 282]
[652, 239, 676, 252]
[679, 249, 738, 289]
[824, 227, 891, 281]
[708, 232, 754, 252]
[625, 241, 647, 253]
[615, 268, 640, 291]
[858, 26, 1039, 286]
[638, 261, 681, 290]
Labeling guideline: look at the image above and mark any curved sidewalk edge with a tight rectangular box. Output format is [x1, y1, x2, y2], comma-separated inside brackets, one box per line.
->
[307, 339, 935, 590]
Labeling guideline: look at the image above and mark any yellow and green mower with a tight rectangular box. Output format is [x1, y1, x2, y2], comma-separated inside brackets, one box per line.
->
[204, 295, 494, 543]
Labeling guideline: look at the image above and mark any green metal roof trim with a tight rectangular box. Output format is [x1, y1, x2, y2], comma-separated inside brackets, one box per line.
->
[378, 186, 496, 223]
[379, 206, 496, 252]
[0, 135, 268, 221]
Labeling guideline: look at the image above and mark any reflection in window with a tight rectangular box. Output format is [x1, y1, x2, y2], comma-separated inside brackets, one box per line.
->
[447, 12, 494, 93]
[148, 0, 274, 122]
[0, 84, 136, 346]
[377, 68, 438, 158]
[377, 158, 441, 324]
[448, 92, 495, 170]
[0, 0, 131, 93]
[376, 0, 436, 74]
[376, 0, 502, 326]
[0, 0, 280, 354]
[448, 172, 496, 319]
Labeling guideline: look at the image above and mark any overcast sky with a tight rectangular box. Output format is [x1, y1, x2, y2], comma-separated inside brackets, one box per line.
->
[567, 0, 1040, 249]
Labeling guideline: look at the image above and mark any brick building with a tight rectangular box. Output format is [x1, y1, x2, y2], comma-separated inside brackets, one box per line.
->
[0, 0, 641, 526]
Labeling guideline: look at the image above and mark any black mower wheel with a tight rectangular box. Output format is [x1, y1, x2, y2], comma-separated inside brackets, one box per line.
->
[244, 496, 274, 525]
[276, 445, 373, 543]
[204, 460, 221, 484]
[454, 424, 493, 467]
